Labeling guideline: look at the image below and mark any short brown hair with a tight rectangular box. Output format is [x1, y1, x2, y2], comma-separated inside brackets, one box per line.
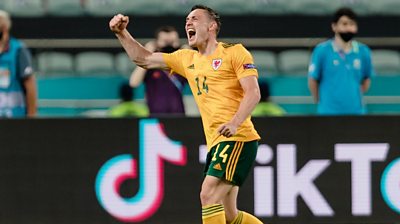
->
[191, 5, 221, 35]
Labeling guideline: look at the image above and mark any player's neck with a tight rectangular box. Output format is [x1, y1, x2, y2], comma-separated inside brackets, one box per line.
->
[334, 36, 352, 52]
[0, 36, 9, 53]
[197, 40, 218, 56]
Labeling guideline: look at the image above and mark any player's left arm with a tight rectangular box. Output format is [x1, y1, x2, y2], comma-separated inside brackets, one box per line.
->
[308, 45, 323, 103]
[361, 46, 373, 93]
[18, 47, 37, 117]
[361, 78, 370, 93]
[23, 75, 37, 117]
[218, 45, 260, 137]
[218, 75, 260, 137]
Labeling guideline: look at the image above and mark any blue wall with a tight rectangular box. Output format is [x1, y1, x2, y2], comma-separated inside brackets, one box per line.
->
[37, 75, 400, 116]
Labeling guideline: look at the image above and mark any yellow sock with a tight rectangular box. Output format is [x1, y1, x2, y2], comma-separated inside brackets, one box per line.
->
[202, 204, 226, 224]
[230, 211, 243, 224]
[230, 211, 263, 224]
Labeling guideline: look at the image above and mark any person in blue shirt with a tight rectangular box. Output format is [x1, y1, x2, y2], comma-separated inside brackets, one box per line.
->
[308, 7, 374, 115]
[0, 10, 37, 118]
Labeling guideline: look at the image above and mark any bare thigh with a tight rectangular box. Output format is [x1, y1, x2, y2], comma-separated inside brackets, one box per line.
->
[200, 175, 234, 206]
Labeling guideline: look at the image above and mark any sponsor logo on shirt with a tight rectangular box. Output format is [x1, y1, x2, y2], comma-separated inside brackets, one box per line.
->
[333, 60, 339, 66]
[213, 163, 222, 170]
[212, 59, 222, 70]
[0, 67, 11, 88]
[353, 59, 361, 69]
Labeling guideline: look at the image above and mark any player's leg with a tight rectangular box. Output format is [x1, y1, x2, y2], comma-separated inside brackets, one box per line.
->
[201, 141, 260, 224]
[201, 141, 239, 224]
[222, 185, 239, 223]
[201, 175, 234, 205]
[200, 175, 233, 224]
[223, 185, 263, 224]
[226, 140, 263, 224]
[229, 211, 263, 224]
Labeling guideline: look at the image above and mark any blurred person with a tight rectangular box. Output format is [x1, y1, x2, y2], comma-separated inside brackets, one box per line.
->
[129, 26, 186, 116]
[108, 82, 149, 117]
[308, 7, 373, 115]
[0, 10, 37, 118]
[110, 4, 263, 224]
[252, 81, 285, 116]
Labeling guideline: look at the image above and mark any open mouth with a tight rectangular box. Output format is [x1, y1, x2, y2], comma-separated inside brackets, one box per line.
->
[187, 29, 196, 39]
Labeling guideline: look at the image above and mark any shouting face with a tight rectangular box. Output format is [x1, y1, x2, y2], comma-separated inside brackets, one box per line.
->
[185, 9, 217, 48]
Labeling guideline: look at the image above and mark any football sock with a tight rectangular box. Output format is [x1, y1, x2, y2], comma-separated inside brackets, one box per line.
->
[202, 204, 226, 224]
[230, 211, 263, 224]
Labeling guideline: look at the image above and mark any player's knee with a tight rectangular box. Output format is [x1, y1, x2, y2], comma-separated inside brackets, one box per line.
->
[200, 187, 221, 205]
[199, 189, 212, 205]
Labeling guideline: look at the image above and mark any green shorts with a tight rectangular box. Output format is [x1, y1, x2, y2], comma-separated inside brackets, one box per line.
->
[203, 140, 258, 186]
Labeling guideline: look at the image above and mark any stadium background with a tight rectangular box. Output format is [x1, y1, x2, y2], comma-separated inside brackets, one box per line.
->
[3, 0, 400, 116]
[1, 0, 400, 223]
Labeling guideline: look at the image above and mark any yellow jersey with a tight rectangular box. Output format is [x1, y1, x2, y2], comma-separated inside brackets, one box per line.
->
[163, 42, 260, 149]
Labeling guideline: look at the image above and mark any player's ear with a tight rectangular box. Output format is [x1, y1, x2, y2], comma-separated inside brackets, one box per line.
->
[331, 23, 337, 33]
[209, 21, 217, 33]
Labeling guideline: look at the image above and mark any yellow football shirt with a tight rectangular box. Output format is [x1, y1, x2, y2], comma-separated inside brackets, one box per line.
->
[163, 42, 260, 149]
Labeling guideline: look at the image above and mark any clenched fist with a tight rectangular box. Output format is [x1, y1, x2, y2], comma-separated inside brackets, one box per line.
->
[109, 14, 129, 34]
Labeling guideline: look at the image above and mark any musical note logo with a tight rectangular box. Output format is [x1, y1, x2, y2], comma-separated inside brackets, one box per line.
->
[95, 119, 187, 222]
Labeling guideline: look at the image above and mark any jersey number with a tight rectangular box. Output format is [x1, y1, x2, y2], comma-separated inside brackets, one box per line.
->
[212, 144, 229, 163]
[195, 76, 208, 95]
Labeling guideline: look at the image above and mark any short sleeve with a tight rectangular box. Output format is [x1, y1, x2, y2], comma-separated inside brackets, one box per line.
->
[231, 44, 258, 79]
[362, 46, 374, 79]
[17, 46, 34, 79]
[162, 49, 192, 78]
[308, 45, 323, 81]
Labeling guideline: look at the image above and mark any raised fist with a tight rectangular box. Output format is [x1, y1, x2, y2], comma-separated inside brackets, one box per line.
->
[109, 14, 129, 34]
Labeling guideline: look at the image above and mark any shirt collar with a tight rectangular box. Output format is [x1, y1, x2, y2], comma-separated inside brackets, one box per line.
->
[331, 39, 359, 54]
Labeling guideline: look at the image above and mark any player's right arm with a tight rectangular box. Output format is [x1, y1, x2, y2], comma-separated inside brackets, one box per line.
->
[308, 45, 323, 103]
[109, 14, 168, 70]
[129, 42, 157, 87]
[308, 78, 319, 103]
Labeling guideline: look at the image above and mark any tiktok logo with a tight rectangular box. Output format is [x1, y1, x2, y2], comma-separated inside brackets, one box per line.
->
[95, 119, 187, 222]
[381, 158, 400, 214]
